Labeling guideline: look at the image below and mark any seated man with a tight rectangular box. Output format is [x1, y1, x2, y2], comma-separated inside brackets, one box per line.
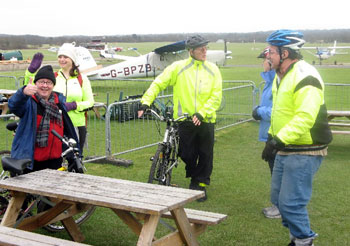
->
[8, 65, 79, 172]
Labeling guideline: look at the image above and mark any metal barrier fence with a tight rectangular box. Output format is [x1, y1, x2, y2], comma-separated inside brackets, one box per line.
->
[256, 81, 350, 111]
[0, 76, 20, 90]
[102, 81, 256, 159]
[2, 77, 350, 163]
[324, 83, 350, 111]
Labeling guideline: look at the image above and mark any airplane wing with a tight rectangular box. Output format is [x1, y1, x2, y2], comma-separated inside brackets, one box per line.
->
[301, 46, 317, 50]
[328, 46, 350, 49]
[154, 41, 186, 54]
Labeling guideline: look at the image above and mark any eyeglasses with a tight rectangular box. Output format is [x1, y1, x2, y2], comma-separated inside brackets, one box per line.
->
[37, 80, 54, 86]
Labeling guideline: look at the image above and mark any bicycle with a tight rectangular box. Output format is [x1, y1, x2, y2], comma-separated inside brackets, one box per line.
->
[0, 126, 95, 232]
[146, 109, 189, 186]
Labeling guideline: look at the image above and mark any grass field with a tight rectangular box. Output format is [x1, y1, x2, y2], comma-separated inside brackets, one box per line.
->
[22, 123, 349, 246]
[1, 42, 350, 245]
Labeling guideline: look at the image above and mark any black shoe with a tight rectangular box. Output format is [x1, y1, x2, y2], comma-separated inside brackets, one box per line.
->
[288, 241, 295, 246]
[189, 180, 199, 190]
[196, 186, 207, 202]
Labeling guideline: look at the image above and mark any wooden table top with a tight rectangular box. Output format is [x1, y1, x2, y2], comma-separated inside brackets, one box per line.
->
[327, 110, 350, 117]
[0, 89, 16, 96]
[0, 169, 203, 215]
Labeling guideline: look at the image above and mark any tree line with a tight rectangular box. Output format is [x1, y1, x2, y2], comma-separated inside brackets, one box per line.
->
[1, 29, 350, 50]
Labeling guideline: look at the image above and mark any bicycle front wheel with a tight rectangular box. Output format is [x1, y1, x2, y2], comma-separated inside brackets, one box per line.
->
[148, 144, 166, 184]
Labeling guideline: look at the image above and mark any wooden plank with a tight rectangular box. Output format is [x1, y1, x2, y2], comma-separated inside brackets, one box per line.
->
[1, 191, 26, 227]
[0, 102, 9, 115]
[0, 225, 90, 246]
[17, 200, 73, 231]
[327, 110, 350, 117]
[329, 122, 350, 127]
[162, 208, 227, 225]
[137, 214, 160, 246]
[0, 170, 203, 215]
[331, 130, 350, 134]
[111, 209, 144, 236]
[171, 207, 199, 246]
[152, 224, 206, 246]
[61, 216, 85, 242]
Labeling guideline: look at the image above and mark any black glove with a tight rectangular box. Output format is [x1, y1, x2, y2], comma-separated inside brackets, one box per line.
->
[138, 104, 150, 118]
[193, 112, 203, 121]
[252, 106, 261, 120]
[262, 136, 285, 162]
[139, 104, 150, 111]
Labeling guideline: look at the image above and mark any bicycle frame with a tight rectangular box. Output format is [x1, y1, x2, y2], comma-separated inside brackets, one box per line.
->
[147, 109, 189, 185]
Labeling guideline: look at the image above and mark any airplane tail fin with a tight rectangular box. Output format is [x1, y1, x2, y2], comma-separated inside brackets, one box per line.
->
[224, 40, 232, 61]
[73, 45, 102, 74]
[330, 40, 337, 55]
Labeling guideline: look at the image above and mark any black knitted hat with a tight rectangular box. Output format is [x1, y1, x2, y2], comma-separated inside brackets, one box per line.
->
[34, 65, 56, 85]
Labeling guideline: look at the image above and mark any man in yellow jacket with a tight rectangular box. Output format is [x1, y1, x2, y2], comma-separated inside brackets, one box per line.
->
[138, 35, 222, 202]
[262, 30, 332, 246]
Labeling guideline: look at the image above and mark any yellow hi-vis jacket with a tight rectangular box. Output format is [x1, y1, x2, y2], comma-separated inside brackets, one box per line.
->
[141, 57, 222, 123]
[269, 60, 332, 148]
[54, 70, 94, 127]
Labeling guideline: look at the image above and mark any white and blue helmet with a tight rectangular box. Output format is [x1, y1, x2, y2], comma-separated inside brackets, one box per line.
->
[266, 30, 305, 50]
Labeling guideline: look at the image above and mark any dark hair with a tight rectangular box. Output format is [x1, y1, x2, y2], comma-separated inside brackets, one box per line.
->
[69, 62, 80, 77]
[282, 47, 303, 60]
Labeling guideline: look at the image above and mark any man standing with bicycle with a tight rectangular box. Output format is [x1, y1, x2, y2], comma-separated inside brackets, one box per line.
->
[138, 35, 222, 202]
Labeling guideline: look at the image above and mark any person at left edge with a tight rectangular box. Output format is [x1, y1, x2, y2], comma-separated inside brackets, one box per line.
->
[9, 65, 79, 173]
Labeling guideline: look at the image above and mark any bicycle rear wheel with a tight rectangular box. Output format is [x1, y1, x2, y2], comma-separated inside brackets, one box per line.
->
[37, 200, 96, 232]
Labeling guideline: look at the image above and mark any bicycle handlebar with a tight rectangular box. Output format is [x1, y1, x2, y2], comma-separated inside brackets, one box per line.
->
[51, 130, 84, 173]
[146, 109, 190, 122]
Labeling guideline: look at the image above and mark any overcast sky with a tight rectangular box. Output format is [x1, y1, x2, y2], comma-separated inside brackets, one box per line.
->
[2, 0, 349, 37]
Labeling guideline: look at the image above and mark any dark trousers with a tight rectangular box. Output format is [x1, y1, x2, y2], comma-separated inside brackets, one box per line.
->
[77, 126, 87, 154]
[178, 121, 215, 185]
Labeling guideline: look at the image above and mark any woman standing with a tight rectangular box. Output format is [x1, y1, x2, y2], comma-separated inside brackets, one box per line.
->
[54, 43, 94, 155]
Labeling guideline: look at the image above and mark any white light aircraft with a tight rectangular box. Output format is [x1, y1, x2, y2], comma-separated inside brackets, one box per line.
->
[73, 40, 232, 80]
[302, 41, 350, 63]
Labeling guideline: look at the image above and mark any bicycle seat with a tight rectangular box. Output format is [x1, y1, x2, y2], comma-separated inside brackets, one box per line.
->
[1, 156, 31, 175]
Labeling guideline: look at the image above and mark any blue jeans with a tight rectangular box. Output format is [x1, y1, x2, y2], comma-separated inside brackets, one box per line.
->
[270, 154, 323, 239]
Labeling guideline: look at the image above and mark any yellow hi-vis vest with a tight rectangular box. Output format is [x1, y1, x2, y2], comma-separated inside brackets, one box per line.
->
[141, 57, 222, 123]
[269, 60, 332, 147]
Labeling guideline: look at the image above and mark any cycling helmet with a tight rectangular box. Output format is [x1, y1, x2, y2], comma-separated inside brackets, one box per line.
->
[266, 30, 305, 50]
[257, 47, 270, 58]
[186, 35, 209, 49]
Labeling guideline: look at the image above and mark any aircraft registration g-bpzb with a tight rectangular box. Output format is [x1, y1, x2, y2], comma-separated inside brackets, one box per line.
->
[73, 40, 232, 80]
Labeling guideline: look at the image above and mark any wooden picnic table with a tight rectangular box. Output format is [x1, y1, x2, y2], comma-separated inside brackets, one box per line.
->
[0, 169, 206, 246]
[327, 110, 350, 134]
[0, 89, 16, 99]
[0, 89, 16, 116]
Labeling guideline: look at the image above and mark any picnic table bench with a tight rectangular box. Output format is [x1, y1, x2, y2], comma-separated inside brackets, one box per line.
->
[327, 110, 350, 134]
[0, 225, 90, 246]
[0, 169, 227, 245]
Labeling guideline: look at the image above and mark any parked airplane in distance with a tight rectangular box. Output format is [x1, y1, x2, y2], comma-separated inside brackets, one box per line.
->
[302, 41, 350, 63]
[72, 40, 232, 80]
